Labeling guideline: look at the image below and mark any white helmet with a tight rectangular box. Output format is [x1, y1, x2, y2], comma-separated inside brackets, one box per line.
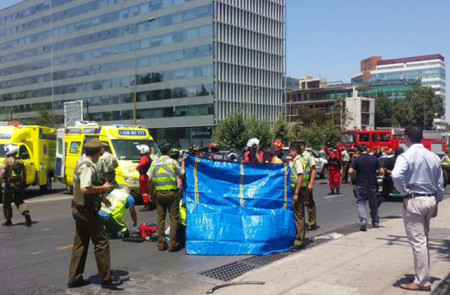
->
[246, 138, 260, 148]
[136, 145, 150, 155]
[5, 144, 18, 157]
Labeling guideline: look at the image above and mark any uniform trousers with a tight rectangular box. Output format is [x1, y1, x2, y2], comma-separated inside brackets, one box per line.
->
[68, 205, 112, 285]
[3, 186, 28, 220]
[403, 196, 437, 287]
[155, 190, 179, 250]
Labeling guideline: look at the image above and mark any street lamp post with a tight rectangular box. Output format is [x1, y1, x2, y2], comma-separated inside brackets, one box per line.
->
[132, 17, 156, 125]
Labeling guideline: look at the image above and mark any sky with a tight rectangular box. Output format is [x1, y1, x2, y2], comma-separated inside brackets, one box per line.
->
[1, 0, 450, 85]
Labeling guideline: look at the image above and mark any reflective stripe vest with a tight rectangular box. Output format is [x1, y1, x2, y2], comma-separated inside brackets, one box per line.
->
[151, 155, 178, 191]
[290, 155, 302, 189]
[300, 151, 312, 188]
[100, 189, 129, 227]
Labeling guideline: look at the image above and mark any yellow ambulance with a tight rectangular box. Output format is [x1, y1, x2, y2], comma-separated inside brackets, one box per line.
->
[0, 122, 56, 193]
[55, 122, 159, 196]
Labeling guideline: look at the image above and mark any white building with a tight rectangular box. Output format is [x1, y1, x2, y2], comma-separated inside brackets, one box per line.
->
[345, 88, 375, 130]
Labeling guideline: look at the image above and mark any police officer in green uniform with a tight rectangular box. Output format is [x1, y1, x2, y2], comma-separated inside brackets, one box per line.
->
[0, 144, 32, 226]
[289, 141, 306, 250]
[148, 143, 185, 252]
[299, 141, 318, 230]
[99, 142, 119, 188]
[67, 138, 122, 289]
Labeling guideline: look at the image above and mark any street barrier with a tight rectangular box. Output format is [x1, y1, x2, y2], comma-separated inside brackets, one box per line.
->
[184, 157, 295, 255]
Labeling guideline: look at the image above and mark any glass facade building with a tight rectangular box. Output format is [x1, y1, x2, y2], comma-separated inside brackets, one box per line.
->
[352, 54, 447, 119]
[0, 0, 286, 148]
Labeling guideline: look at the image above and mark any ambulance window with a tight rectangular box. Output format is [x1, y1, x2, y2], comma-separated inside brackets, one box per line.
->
[19, 145, 30, 160]
[359, 133, 370, 142]
[372, 133, 378, 143]
[70, 142, 81, 154]
[57, 138, 63, 154]
[379, 133, 390, 142]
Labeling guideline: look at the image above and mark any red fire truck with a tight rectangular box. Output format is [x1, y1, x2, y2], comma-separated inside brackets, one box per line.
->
[340, 129, 447, 154]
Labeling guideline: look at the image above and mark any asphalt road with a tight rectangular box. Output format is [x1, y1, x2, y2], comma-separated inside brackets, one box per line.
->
[0, 181, 447, 295]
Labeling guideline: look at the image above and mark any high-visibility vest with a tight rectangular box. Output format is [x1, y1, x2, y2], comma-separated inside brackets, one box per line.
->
[100, 189, 128, 227]
[290, 155, 302, 189]
[151, 156, 178, 191]
[300, 151, 312, 188]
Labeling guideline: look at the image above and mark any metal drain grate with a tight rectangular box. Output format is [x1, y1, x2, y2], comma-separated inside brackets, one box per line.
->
[200, 261, 258, 282]
[240, 252, 293, 267]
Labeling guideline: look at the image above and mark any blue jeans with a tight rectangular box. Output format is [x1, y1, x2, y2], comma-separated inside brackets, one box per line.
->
[355, 186, 379, 225]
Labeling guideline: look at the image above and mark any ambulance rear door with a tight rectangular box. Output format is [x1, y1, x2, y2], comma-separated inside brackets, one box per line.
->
[54, 129, 65, 178]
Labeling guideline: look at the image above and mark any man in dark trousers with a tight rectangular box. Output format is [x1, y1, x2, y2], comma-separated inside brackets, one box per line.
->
[68, 138, 122, 289]
[349, 144, 383, 231]
[392, 126, 444, 292]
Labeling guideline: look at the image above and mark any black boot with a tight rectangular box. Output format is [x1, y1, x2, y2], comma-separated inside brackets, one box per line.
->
[24, 213, 32, 226]
[2, 219, 12, 226]
[336, 188, 340, 195]
[330, 189, 335, 195]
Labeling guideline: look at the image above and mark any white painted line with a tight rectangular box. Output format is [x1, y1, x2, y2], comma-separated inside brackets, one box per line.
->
[27, 195, 72, 203]
[323, 194, 343, 200]
[0, 195, 71, 207]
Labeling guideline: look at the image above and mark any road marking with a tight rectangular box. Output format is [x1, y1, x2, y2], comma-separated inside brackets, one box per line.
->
[56, 244, 73, 251]
[26, 195, 72, 204]
[323, 194, 343, 200]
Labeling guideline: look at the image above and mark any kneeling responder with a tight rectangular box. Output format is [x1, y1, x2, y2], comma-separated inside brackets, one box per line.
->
[99, 187, 138, 238]
[67, 138, 122, 289]
[0, 144, 32, 226]
[148, 143, 185, 252]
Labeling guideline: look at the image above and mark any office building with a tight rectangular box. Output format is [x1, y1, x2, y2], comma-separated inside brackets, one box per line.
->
[0, 0, 285, 147]
[285, 77, 419, 121]
[352, 54, 446, 118]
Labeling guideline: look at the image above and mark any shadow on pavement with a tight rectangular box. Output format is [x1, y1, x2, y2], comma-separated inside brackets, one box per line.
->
[392, 274, 441, 288]
[87, 269, 129, 290]
[377, 235, 450, 261]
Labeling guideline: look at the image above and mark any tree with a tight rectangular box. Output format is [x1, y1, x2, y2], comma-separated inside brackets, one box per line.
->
[291, 120, 340, 150]
[245, 115, 273, 149]
[213, 111, 247, 149]
[272, 115, 291, 145]
[374, 86, 444, 129]
[374, 93, 394, 127]
[21, 105, 63, 127]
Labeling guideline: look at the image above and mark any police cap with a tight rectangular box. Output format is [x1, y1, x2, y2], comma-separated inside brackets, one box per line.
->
[84, 138, 102, 152]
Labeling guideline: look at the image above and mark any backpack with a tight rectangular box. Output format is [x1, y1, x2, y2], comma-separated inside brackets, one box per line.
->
[9, 159, 25, 190]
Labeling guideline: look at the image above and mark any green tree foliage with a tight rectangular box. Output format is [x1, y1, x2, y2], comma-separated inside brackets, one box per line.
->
[272, 115, 291, 144]
[375, 86, 444, 129]
[291, 120, 340, 150]
[245, 115, 273, 149]
[20, 105, 63, 127]
[213, 111, 247, 149]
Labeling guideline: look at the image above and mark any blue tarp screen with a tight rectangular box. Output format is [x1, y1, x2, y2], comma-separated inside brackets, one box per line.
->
[184, 157, 295, 255]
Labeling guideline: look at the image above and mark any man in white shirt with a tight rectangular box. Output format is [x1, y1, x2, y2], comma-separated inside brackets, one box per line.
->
[392, 126, 444, 292]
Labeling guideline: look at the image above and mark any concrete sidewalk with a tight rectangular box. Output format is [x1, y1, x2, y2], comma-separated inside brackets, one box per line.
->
[214, 199, 450, 295]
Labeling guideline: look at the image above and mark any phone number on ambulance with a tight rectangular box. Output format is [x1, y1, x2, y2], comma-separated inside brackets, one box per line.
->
[118, 130, 146, 136]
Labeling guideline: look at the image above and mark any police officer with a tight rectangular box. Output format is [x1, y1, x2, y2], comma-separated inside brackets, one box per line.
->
[299, 141, 318, 230]
[0, 144, 32, 226]
[148, 143, 185, 252]
[289, 141, 306, 250]
[67, 138, 122, 289]
[99, 142, 119, 188]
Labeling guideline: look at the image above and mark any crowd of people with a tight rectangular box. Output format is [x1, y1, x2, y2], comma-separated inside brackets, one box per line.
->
[0, 125, 444, 292]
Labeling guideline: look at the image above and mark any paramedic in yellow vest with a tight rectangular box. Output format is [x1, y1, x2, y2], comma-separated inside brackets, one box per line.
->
[99, 187, 137, 238]
[0, 144, 32, 226]
[148, 143, 185, 252]
[289, 141, 306, 250]
[300, 141, 318, 230]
